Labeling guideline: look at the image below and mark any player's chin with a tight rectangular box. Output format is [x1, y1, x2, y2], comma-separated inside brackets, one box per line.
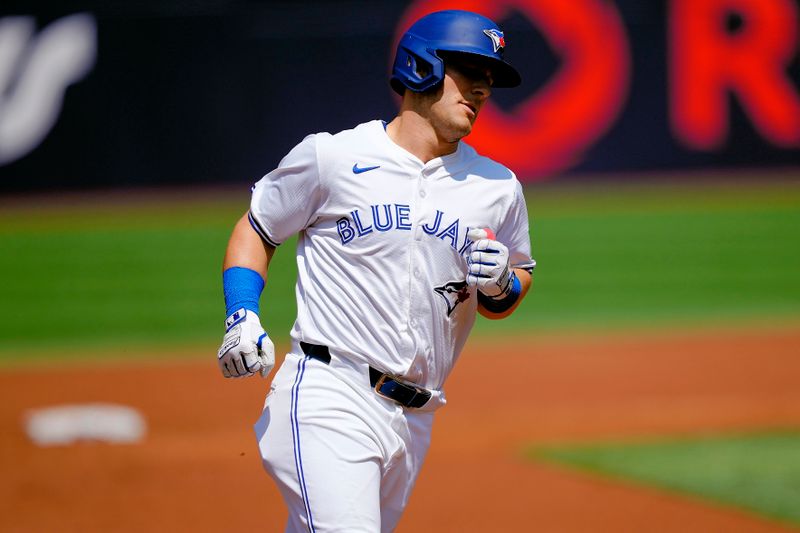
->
[450, 117, 474, 138]
[438, 116, 474, 142]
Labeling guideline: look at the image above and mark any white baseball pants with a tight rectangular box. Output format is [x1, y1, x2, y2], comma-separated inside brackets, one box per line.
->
[254, 351, 435, 532]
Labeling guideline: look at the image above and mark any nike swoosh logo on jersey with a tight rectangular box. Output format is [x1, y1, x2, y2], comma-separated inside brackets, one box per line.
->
[352, 163, 381, 174]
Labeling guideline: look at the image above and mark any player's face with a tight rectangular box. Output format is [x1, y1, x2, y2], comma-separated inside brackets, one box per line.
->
[422, 56, 493, 142]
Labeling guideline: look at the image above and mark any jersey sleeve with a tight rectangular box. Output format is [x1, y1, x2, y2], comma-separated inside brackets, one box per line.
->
[248, 134, 324, 246]
[497, 179, 534, 270]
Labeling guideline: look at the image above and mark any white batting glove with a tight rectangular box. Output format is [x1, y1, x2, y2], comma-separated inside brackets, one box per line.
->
[466, 228, 515, 299]
[217, 308, 275, 379]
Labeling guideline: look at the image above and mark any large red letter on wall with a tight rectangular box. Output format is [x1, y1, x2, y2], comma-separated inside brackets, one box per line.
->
[670, 0, 800, 150]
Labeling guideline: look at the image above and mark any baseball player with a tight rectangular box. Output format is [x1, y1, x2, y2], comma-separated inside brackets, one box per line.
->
[218, 10, 534, 532]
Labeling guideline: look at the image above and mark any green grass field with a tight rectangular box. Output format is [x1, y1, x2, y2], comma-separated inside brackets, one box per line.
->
[1, 177, 799, 524]
[1, 178, 799, 356]
[519, 179, 800, 331]
[533, 430, 800, 527]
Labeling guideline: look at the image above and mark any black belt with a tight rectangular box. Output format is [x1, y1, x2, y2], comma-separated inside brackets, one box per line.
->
[300, 342, 431, 409]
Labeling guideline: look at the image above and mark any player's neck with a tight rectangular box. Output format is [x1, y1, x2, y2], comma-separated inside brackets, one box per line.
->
[385, 112, 459, 163]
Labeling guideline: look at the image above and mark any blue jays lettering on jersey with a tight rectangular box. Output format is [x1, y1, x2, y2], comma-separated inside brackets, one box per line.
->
[336, 204, 477, 255]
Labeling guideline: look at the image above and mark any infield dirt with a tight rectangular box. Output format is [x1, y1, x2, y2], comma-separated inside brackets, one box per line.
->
[1, 325, 799, 532]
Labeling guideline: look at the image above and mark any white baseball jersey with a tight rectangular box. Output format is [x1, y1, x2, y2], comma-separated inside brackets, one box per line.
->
[249, 119, 532, 391]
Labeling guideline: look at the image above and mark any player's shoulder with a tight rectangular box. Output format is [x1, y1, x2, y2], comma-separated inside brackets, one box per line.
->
[299, 121, 384, 179]
[314, 120, 382, 149]
[458, 142, 518, 184]
[286, 121, 372, 151]
[283, 122, 374, 160]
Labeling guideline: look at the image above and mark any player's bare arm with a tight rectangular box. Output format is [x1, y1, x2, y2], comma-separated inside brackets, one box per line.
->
[223, 212, 275, 276]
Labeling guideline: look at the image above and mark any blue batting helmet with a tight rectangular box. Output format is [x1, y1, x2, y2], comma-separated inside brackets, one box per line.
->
[390, 10, 522, 95]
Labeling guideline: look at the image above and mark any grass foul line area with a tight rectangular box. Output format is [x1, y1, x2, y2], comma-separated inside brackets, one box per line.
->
[532, 430, 800, 527]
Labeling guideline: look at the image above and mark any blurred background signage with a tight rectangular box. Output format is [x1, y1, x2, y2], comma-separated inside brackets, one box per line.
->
[0, 14, 96, 166]
[0, 0, 797, 192]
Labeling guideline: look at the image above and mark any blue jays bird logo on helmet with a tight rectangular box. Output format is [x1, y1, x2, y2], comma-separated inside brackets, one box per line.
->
[483, 29, 505, 53]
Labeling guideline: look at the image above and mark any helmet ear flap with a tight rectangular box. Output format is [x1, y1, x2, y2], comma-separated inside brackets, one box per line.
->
[390, 35, 445, 94]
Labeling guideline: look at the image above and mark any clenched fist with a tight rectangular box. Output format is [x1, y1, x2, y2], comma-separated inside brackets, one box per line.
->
[466, 228, 516, 299]
[218, 308, 275, 378]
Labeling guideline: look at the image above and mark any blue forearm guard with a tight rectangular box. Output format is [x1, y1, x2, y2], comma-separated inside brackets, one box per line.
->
[477, 273, 522, 314]
[223, 267, 264, 317]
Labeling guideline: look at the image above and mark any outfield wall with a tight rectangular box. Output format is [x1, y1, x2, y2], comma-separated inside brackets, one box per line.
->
[0, 0, 798, 192]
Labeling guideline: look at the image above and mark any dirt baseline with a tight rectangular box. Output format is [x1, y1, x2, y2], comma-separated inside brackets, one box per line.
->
[1, 325, 799, 532]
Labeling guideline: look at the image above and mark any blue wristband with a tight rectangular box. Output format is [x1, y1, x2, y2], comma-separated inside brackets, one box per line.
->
[477, 273, 522, 314]
[223, 267, 264, 317]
